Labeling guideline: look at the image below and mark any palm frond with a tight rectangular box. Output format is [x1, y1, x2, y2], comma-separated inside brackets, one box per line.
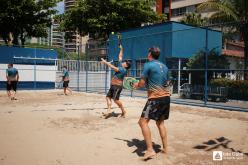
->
[197, 0, 238, 21]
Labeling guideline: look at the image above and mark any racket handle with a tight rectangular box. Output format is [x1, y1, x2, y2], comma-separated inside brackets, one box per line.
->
[117, 34, 122, 48]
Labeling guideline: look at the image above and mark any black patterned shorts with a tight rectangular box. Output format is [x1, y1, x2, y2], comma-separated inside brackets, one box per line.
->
[106, 85, 123, 100]
[7, 81, 17, 91]
[141, 96, 170, 121]
[63, 80, 69, 88]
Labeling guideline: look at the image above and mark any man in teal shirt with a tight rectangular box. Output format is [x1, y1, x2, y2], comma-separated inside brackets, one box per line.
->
[134, 47, 171, 159]
[62, 66, 72, 95]
[6, 64, 19, 100]
[101, 45, 131, 118]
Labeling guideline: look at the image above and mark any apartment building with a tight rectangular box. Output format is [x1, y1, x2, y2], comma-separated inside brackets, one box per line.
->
[51, 23, 64, 48]
[156, 0, 211, 21]
[33, 20, 64, 48]
[64, 0, 88, 53]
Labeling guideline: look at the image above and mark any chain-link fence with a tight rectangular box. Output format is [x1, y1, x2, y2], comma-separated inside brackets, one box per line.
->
[0, 21, 247, 111]
[80, 21, 248, 112]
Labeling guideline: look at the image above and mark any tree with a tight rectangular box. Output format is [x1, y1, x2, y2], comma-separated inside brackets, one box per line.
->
[180, 12, 208, 27]
[0, 0, 60, 46]
[197, 0, 248, 79]
[62, 0, 166, 40]
[186, 49, 230, 84]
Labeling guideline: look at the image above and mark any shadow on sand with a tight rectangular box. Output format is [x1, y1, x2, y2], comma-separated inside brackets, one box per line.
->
[193, 136, 248, 156]
[115, 138, 161, 159]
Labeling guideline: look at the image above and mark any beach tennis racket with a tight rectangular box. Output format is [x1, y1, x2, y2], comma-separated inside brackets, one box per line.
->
[123, 77, 139, 90]
[117, 33, 122, 48]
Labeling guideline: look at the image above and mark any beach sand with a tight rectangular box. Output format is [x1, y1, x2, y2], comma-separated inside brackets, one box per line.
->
[0, 90, 247, 165]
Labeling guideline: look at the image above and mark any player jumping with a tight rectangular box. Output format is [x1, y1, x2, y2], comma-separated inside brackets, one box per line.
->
[101, 45, 131, 118]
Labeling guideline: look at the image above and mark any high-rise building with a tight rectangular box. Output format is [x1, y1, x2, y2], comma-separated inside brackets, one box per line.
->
[64, 0, 88, 53]
[34, 20, 64, 48]
[51, 23, 64, 48]
[64, 0, 75, 11]
[156, 0, 212, 21]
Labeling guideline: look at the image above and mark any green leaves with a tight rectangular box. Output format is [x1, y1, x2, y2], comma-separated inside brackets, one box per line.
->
[197, 0, 248, 80]
[186, 49, 230, 84]
[62, 0, 165, 40]
[197, 0, 238, 22]
[0, 0, 60, 46]
[187, 49, 230, 69]
[180, 12, 208, 27]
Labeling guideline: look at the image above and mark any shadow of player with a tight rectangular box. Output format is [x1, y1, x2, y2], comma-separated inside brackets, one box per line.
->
[104, 112, 122, 119]
[115, 138, 161, 158]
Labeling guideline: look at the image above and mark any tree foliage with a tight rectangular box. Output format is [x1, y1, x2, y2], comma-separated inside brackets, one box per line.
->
[62, 0, 166, 39]
[197, 0, 248, 79]
[0, 0, 60, 46]
[187, 49, 230, 84]
[180, 12, 208, 27]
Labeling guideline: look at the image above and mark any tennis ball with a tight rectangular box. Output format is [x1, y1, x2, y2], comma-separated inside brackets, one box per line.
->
[111, 32, 115, 35]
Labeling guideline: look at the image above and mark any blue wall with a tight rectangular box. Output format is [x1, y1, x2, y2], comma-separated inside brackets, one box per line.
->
[108, 23, 173, 63]
[0, 81, 55, 90]
[0, 46, 57, 90]
[108, 21, 222, 66]
[0, 46, 57, 64]
[171, 22, 222, 58]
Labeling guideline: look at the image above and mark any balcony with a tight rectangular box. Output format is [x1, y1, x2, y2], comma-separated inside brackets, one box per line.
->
[89, 48, 107, 57]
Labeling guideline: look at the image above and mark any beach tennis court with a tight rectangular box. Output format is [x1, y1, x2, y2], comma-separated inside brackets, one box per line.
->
[0, 90, 247, 165]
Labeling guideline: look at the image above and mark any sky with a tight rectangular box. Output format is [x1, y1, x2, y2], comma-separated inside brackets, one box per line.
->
[55, 1, 64, 14]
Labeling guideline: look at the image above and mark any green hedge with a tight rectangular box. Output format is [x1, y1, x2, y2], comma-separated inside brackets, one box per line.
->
[210, 79, 248, 101]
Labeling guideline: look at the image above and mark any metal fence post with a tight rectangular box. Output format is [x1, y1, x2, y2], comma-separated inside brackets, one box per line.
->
[204, 27, 209, 105]
[105, 41, 109, 94]
[86, 43, 88, 92]
[178, 58, 181, 94]
[34, 47, 37, 90]
[77, 45, 80, 92]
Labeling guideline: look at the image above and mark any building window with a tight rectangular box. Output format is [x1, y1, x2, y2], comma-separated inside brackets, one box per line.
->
[172, 7, 186, 16]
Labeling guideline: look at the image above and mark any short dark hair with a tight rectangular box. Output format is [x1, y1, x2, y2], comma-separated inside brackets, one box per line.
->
[63, 66, 67, 69]
[149, 47, 160, 59]
[8, 63, 13, 67]
[124, 60, 131, 69]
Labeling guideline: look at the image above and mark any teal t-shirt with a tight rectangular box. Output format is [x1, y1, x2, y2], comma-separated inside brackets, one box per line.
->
[113, 61, 127, 80]
[63, 69, 69, 78]
[141, 60, 169, 92]
[6, 68, 18, 80]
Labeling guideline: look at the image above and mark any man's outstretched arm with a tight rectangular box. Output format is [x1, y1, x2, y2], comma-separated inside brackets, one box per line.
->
[118, 45, 123, 62]
[101, 58, 119, 72]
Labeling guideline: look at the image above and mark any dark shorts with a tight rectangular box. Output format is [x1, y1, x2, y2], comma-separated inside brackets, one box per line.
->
[106, 85, 123, 100]
[7, 81, 17, 91]
[141, 96, 170, 121]
[63, 80, 69, 88]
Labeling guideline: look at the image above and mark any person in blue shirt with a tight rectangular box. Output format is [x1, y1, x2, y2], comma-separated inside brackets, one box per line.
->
[62, 66, 72, 95]
[101, 45, 131, 118]
[6, 64, 19, 100]
[134, 47, 171, 159]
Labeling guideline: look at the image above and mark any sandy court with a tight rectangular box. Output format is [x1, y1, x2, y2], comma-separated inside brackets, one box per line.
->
[0, 90, 247, 165]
